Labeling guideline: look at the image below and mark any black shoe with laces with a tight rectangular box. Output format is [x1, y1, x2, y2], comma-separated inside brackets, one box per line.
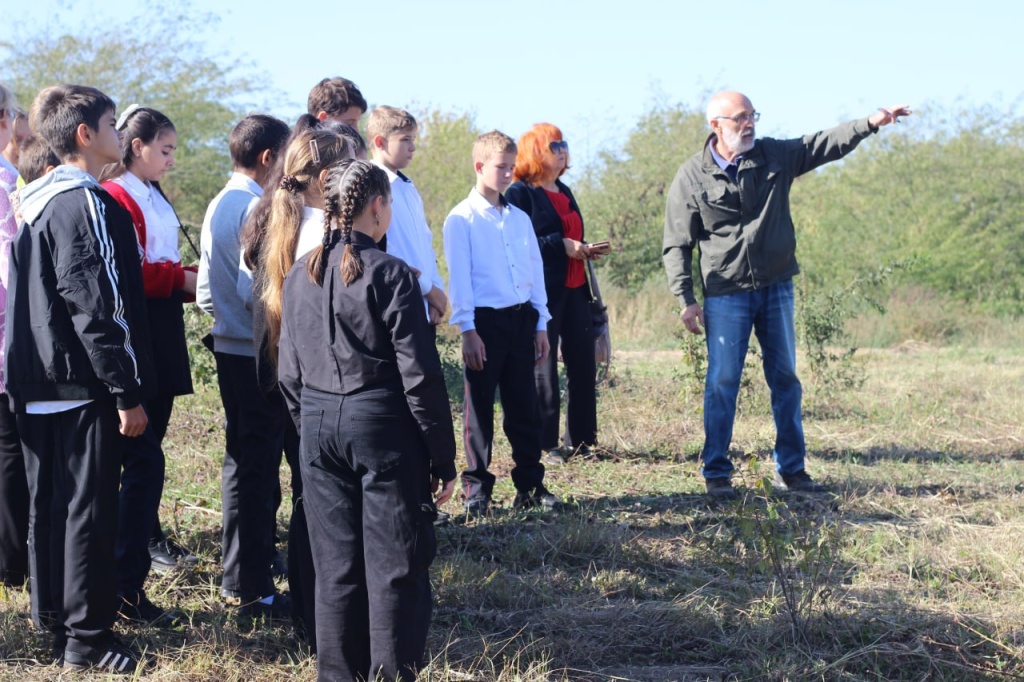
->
[512, 485, 561, 511]
[118, 592, 182, 628]
[62, 637, 140, 674]
[774, 470, 828, 494]
[149, 537, 199, 573]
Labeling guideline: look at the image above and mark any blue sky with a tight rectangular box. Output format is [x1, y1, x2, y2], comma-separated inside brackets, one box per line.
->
[3, 0, 1020, 178]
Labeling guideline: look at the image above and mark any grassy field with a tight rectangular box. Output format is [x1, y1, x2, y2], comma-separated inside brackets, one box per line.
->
[2, 341, 1023, 680]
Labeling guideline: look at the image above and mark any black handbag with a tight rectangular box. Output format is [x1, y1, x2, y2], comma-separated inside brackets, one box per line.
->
[586, 260, 611, 368]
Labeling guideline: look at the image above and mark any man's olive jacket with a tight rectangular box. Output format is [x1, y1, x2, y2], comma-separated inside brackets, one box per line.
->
[662, 118, 876, 308]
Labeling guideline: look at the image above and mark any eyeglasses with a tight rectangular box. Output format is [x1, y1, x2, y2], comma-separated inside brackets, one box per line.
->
[548, 140, 569, 153]
[715, 112, 760, 124]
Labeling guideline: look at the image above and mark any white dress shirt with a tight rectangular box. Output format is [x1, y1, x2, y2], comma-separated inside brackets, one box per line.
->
[374, 162, 444, 312]
[110, 171, 181, 263]
[294, 207, 327, 260]
[443, 188, 550, 333]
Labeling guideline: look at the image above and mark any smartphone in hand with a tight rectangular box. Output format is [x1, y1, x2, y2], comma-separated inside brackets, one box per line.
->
[589, 241, 611, 255]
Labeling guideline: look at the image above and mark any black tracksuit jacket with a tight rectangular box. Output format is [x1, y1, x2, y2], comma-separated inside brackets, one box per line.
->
[5, 175, 155, 412]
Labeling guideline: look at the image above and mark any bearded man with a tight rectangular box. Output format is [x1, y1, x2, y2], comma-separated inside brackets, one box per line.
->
[663, 90, 911, 500]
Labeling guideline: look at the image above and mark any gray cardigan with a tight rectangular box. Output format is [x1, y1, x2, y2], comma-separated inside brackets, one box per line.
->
[197, 173, 261, 356]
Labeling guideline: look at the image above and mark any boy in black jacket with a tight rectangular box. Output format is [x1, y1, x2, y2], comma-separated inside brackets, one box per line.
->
[5, 84, 154, 674]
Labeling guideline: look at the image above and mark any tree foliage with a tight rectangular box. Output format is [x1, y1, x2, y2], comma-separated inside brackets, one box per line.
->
[576, 102, 709, 292]
[0, 2, 264, 231]
[405, 108, 479, 276]
[792, 103, 1024, 314]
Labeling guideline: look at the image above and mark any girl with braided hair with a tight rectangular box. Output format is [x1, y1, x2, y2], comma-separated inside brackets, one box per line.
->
[278, 159, 456, 682]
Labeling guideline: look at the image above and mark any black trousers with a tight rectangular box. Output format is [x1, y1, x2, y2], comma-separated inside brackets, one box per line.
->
[535, 284, 598, 450]
[0, 395, 28, 586]
[283, 408, 317, 653]
[19, 400, 120, 653]
[461, 305, 544, 501]
[116, 395, 174, 597]
[300, 386, 435, 682]
[215, 352, 283, 600]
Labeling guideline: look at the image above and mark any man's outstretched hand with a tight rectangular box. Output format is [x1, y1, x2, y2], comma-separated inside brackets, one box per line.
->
[870, 105, 913, 128]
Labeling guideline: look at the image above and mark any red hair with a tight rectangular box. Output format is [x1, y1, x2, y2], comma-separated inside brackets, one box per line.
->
[513, 122, 571, 186]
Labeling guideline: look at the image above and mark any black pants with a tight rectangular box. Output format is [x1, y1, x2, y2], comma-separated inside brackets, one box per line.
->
[116, 395, 174, 597]
[0, 395, 28, 586]
[283, 408, 317, 653]
[536, 284, 598, 450]
[215, 352, 283, 600]
[19, 400, 120, 653]
[461, 305, 544, 501]
[300, 386, 435, 682]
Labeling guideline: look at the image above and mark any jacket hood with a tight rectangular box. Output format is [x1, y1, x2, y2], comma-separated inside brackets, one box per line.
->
[19, 165, 100, 225]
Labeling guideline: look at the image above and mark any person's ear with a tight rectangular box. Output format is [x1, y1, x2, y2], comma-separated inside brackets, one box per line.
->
[474, 161, 484, 174]
[75, 122, 92, 149]
[131, 137, 143, 158]
[372, 134, 386, 151]
[316, 111, 328, 122]
[318, 167, 330, 191]
[259, 149, 274, 169]
[369, 193, 387, 215]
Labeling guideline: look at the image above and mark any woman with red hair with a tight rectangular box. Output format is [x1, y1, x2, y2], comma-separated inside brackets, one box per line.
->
[506, 123, 599, 465]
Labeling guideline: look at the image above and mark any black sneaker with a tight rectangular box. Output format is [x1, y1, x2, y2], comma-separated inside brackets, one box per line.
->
[464, 497, 491, 518]
[118, 592, 182, 628]
[512, 485, 561, 511]
[774, 470, 828, 494]
[149, 538, 199, 573]
[705, 477, 738, 501]
[541, 448, 567, 466]
[63, 637, 140, 674]
[236, 591, 292, 620]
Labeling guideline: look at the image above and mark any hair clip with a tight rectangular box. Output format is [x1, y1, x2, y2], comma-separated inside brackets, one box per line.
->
[310, 138, 321, 165]
[116, 103, 142, 130]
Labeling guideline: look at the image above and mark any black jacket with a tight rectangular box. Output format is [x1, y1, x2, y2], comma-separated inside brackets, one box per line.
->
[505, 178, 589, 299]
[5, 174, 155, 412]
[277, 231, 456, 483]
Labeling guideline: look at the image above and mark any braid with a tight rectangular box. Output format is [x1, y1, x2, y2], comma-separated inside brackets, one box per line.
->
[316, 159, 390, 287]
[339, 164, 373, 285]
[306, 191, 340, 285]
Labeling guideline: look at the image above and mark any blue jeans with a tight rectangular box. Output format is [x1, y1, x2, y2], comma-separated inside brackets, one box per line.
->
[701, 279, 805, 480]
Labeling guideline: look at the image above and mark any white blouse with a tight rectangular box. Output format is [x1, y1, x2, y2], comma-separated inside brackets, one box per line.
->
[111, 171, 181, 263]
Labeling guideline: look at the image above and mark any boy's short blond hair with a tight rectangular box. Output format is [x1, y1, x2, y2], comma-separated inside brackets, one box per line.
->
[366, 106, 417, 142]
[473, 130, 516, 164]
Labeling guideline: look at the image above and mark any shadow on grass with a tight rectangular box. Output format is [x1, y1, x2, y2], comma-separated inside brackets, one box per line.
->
[427, 498, 1023, 680]
[812, 444, 1024, 465]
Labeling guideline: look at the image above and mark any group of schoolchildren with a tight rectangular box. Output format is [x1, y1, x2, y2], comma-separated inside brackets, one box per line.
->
[0, 75, 591, 681]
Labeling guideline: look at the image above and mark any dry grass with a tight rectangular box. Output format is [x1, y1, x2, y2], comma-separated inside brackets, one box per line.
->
[2, 345, 1024, 681]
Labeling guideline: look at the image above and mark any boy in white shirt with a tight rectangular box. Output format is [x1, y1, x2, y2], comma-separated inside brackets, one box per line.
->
[368, 106, 447, 324]
[443, 130, 557, 516]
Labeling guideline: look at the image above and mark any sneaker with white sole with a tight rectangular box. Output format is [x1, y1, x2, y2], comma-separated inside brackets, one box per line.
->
[63, 637, 140, 674]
